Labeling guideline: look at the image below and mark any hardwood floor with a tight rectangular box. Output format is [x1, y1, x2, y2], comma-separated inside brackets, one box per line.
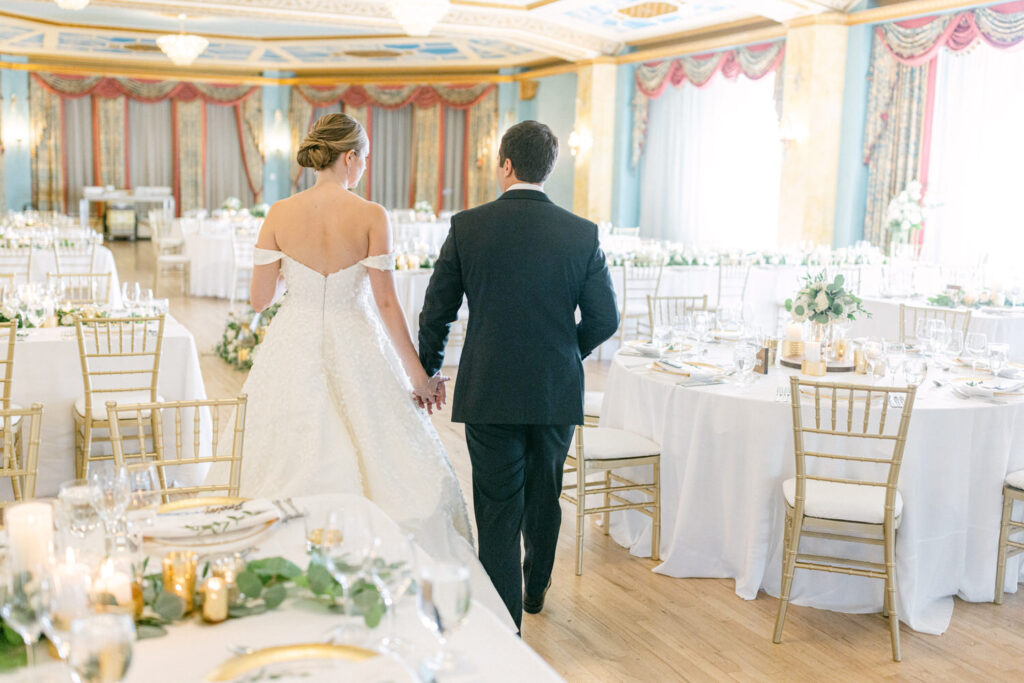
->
[112, 241, 1024, 682]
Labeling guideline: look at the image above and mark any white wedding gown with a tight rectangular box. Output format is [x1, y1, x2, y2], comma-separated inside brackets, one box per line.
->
[237, 247, 473, 553]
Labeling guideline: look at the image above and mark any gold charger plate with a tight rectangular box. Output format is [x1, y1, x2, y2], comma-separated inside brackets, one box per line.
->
[649, 360, 724, 377]
[147, 496, 278, 548]
[205, 643, 377, 681]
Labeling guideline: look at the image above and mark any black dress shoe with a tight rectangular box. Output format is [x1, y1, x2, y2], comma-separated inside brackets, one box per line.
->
[523, 579, 552, 615]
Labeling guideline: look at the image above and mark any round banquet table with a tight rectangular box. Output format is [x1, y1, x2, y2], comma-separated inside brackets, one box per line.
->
[854, 296, 1024, 359]
[1, 494, 557, 682]
[182, 221, 236, 299]
[600, 349, 1024, 635]
[27, 245, 122, 307]
[393, 220, 450, 254]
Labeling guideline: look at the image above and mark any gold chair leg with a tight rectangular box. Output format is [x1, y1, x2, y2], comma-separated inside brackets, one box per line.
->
[602, 470, 611, 535]
[650, 460, 661, 562]
[995, 491, 1013, 605]
[152, 267, 160, 297]
[885, 526, 901, 662]
[575, 457, 586, 576]
[773, 508, 801, 644]
[81, 421, 93, 480]
[184, 263, 191, 296]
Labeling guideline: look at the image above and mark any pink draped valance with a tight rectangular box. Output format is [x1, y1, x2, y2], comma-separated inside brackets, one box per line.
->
[635, 41, 785, 99]
[878, 1, 1024, 66]
[295, 83, 495, 110]
[31, 73, 259, 105]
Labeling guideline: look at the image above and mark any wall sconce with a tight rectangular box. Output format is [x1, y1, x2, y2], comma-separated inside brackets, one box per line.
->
[778, 111, 808, 143]
[266, 108, 290, 157]
[568, 127, 592, 158]
[1, 95, 29, 152]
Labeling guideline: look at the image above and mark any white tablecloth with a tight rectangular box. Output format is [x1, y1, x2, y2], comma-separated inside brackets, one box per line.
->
[393, 270, 464, 367]
[854, 296, 1024, 360]
[394, 221, 450, 254]
[9, 315, 208, 496]
[183, 224, 236, 299]
[27, 246, 122, 307]
[601, 350, 1024, 635]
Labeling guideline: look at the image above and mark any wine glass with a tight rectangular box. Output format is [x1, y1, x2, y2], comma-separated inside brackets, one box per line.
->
[67, 613, 135, 683]
[965, 332, 988, 381]
[89, 468, 130, 535]
[417, 561, 471, 674]
[925, 319, 946, 356]
[863, 338, 884, 377]
[0, 564, 47, 669]
[883, 341, 906, 384]
[369, 532, 419, 653]
[692, 312, 711, 354]
[989, 343, 1010, 379]
[57, 479, 102, 539]
[944, 329, 964, 372]
[41, 566, 94, 661]
[321, 504, 375, 644]
[732, 342, 758, 388]
[914, 318, 928, 348]
[124, 463, 161, 529]
[902, 357, 928, 389]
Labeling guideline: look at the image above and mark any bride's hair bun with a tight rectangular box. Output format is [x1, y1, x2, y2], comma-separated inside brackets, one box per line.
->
[297, 113, 369, 171]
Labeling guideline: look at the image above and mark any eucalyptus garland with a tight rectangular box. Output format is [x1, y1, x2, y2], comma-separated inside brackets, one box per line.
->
[215, 302, 281, 370]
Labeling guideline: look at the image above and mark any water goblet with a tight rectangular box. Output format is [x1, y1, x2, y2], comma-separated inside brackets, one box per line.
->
[321, 504, 375, 645]
[944, 329, 964, 370]
[925, 319, 946, 356]
[417, 561, 471, 674]
[67, 613, 135, 683]
[124, 463, 161, 529]
[914, 318, 928, 347]
[0, 564, 47, 669]
[369, 532, 419, 654]
[883, 341, 906, 384]
[58, 479, 102, 539]
[989, 343, 1010, 379]
[89, 468, 130, 535]
[41, 565, 94, 661]
[965, 332, 988, 380]
[863, 338, 884, 377]
[732, 342, 758, 388]
[903, 357, 928, 389]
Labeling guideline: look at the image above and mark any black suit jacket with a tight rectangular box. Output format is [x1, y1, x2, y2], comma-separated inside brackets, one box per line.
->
[418, 189, 619, 425]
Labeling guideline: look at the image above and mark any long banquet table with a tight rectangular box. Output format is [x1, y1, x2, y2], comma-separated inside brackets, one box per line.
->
[9, 315, 208, 497]
[27, 245, 123, 307]
[600, 349, 1024, 635]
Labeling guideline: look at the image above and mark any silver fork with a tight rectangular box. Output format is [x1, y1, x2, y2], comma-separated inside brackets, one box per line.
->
[775, 386, 791, 403]
[889, 394, 905, 409]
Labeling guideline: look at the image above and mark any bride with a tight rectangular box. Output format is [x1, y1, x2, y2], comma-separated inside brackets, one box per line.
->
[237, 113, 472, 552]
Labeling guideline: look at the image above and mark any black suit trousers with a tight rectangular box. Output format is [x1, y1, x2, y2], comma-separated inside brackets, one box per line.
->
[463, 423, 575, 629]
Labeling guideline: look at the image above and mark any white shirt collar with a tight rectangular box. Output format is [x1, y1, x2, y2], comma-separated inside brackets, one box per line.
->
[505, 183, 545, 193]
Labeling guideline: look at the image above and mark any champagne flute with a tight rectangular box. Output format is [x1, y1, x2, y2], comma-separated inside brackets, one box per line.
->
[321, 504, 375, 644]
[417, 561, 471, 674]
[68, 613, 135, 683]
[0, 564, 47, 669]
[369, 532, 419, 653]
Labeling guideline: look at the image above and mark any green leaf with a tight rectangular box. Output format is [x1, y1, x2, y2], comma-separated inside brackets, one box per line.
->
[228, 603, 268, 619]
[794, 305, 805, 316]
[834, 274, 845, 288]
[363, 601, 385, 629]
[306, 563, 337, 597]
[832, 302, 844, 316]
[1, 623, 23, 647]
[136, 622, 168, 640]
[264, 583, 287, 609]
[247, 557, 302, 583]
[784, 298, 793, 312]
[237, 570, 264, 599]
[154, 592, 187, 622]
[95, 592, 120, 608]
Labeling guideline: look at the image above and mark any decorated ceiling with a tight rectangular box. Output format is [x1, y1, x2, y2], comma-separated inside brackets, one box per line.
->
[0, 0, 862, 71]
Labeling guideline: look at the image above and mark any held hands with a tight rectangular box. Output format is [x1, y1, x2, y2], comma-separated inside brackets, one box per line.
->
[412, 373, 451, 414]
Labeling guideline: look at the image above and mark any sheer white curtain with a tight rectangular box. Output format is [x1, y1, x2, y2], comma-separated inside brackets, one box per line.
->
[64, 96, 94, 208]
[128, 100, 172, 189]
[442, 109, 466, 212]
[639, 75, 782, 248]
[205, 103, 253, 209]
[925, 44, 1024, 269]
[295, 103, 342, 193]
[370, 106, 413, 209]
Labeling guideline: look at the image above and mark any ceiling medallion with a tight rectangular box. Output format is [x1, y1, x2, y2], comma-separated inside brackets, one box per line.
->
[157, 14, 209, 66]
[388, 0, 450, 37]
[615, 2, 681, 20]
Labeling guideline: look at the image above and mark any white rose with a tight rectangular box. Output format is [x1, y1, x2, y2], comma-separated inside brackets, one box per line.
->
[815, 291, 830, 312]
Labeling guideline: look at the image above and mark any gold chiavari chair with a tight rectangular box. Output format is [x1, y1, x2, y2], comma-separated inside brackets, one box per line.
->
[151, 219, 191, 296]
[618, 263, 664, 345]
[0, 274, 15, 294]
[446, 318, 468, 351]
[0, 404, 43, 515]
[561, 425, 661, 575]
[647, 294, 708, 334]
[73, 315, 165, 478]
[52, 241, 97, 274]
[583, 392, 603, 427]
[147, 209, 183, 255]
[773, 376, 917, 662]
[0, 322, 24, 461]
[716, 264, 751, 311]
[995, 469, 1024, 604]
[898, 303, 971, 345]
[107, 396, 248, 501]
[46, 272, 112, 306]
[0, 248, 32, 286]
[230, 224, 259, 310]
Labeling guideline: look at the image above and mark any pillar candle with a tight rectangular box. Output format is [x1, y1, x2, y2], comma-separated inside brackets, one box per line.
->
[6, 502, 54, 571]
[94, 559, 133, 609]
[786, 323, 803, 342]
[804, 343, 821, 362]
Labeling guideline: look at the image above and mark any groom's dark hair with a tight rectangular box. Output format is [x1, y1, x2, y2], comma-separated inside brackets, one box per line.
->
[498, 121, 559, 184]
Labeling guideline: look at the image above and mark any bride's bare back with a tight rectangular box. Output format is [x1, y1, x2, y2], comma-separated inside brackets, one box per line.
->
[262, 183, 387, 276]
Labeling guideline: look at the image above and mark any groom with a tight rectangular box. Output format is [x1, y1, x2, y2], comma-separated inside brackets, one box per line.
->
[417, 120, 619, 629]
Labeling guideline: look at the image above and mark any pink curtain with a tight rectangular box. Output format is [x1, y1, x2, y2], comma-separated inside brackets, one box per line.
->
[878, 1, 1024, 66]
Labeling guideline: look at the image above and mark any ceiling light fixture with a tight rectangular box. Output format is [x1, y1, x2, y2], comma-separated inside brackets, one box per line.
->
[387, 0, 450, 37]
[157, 14, 209, 66]
[54, 0, 90, 10]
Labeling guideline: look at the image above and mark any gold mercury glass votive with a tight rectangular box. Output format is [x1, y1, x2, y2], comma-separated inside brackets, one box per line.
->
[210, 554, 247, 605]
[162, 551, 198, 613]
[201, 577, 229, 624]
[781, 340, 804, 358]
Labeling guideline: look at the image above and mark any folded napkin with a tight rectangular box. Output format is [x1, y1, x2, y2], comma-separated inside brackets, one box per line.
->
[149, 498, 279, 539]
[993, 380, 1024, 394]
[623, 342, 663, 358]
[998, 367, 1024, 380]
[957, 382, 995, 399]
[656, 359, 717, 380]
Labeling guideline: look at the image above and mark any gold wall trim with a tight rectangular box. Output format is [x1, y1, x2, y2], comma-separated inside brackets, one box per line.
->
[611, 25, 788, 65]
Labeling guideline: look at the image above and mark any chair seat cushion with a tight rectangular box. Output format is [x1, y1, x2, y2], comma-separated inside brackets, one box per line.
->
[1006, 470, 1024, 490]
[782, 478, 903, 526]
[74, 394, 163, 420]
[584, 392, 604, 418]
[571, 427, 660, 461]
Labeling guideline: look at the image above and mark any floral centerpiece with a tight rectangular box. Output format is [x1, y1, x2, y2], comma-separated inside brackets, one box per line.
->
[216, 302, 281, 370]
[221, 196, 243, 213]
[886, 180, 925, 254]
[413, 200, 435, 222]
[250, 203, 269, 218]
[785, 271, 870, 363]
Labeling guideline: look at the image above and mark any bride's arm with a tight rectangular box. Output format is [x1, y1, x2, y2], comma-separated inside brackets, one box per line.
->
[251, 206, 286, 312]
[366, 205, 432, 396]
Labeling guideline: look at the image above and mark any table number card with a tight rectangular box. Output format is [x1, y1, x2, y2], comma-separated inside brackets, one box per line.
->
[755, 347, 770, 374]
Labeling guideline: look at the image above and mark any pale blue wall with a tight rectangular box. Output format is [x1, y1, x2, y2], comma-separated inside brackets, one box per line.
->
[261, 74, 292, 204]
[1, 57, 31, 212]
[833, 25, 873, 248]
[532, 72, 577, 209]
[611, 62, 640, 228]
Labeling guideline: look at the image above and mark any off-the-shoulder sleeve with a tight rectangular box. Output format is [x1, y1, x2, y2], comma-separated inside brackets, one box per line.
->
[253, 248, 284, 266]
[360, 253, 396, 271]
